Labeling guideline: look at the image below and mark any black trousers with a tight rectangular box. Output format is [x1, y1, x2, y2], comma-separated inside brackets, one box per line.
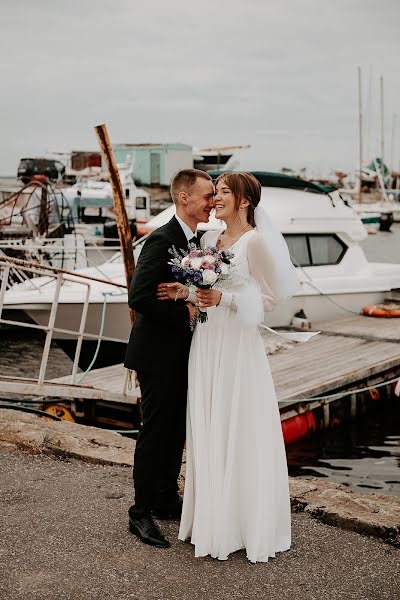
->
[131, 366, 188, 511]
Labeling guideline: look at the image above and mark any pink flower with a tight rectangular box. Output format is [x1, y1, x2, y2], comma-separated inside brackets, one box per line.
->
[201, 261, 215, 271]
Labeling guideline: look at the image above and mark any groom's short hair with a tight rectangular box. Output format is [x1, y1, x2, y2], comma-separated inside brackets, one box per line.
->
[171, 169, 212, 204]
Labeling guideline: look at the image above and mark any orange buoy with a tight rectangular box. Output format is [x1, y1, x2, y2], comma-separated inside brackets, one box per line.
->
[362, 303, 400, 318]
[369, 388, 380, 401]
[281, 411, 317, 445]
[41, 404, 75, 422]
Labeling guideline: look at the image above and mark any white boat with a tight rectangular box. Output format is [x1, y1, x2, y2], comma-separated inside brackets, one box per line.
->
[62, 161, 151, 235]
[3, 177, 400, 341]
[0, 162, 152, 270]
[348, 200, 400, 224]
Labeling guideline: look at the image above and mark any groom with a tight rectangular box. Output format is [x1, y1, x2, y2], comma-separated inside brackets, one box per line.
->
[124, 168, 214, 548]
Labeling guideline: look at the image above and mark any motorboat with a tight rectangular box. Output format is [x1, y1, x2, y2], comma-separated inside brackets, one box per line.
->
[0, 162, 151, 271]
[3, 172, 400, 341]
[347, 200, 400, 225]
[62, 161, 151, 236]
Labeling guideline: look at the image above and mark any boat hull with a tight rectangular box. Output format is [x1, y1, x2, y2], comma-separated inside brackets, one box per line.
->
[9, 289, 389, 341]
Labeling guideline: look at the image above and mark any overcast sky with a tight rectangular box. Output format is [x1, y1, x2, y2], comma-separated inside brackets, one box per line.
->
[1, 0, 399, 176]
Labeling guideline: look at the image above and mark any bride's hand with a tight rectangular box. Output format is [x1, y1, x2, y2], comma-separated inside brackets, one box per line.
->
[157, 282, 189, 301]
[196, 288, 222, 308]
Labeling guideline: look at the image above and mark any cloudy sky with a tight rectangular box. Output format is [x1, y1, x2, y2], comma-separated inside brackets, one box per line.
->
[1, 0, 399, 176]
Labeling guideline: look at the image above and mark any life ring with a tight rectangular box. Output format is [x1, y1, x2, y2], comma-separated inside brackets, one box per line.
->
[362, 304, 400, 318]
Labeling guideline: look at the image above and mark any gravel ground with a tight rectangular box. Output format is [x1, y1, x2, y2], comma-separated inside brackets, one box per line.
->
[0, 446, 399, 600]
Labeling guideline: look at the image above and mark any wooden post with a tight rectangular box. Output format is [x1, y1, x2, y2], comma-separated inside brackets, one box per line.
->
[323, 402, 330, 429]
[95, 123, 135, 324]
[350, 393, 357, 418]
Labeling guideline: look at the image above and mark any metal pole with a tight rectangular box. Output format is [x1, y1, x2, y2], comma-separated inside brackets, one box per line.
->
[358, 66, 363, 203]
[0, 254, 126, 290]
[95, 123, 135, 325]
[38, 182, 49, 235]
[38, 273, 63, 385]
[0, 266, 10, 319]
[71, 283, 91, 384]
[380, 75, 385, 167]
[366, 64, 372, 161]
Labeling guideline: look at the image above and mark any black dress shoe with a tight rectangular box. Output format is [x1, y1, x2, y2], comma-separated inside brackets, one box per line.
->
[153, 496, 183, 520]
[128, 512, 170, 548]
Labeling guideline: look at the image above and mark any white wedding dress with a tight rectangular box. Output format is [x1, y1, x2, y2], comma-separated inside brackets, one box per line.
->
[178, 228, 292, 563]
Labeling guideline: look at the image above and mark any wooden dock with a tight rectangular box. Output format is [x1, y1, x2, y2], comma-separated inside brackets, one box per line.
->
[50, 365, 139, 404]
[50, 314, 400, 412]
[267, 315, 400, 405]
[1, 315, 399, 430]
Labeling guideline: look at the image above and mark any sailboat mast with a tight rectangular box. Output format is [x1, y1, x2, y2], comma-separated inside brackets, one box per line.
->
[390, 113, 396, 173]
[380, 75, 385, 166]
[358, 66, 363, 203]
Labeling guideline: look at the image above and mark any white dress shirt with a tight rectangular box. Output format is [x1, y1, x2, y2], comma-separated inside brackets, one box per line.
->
[175, 214, 196, 241]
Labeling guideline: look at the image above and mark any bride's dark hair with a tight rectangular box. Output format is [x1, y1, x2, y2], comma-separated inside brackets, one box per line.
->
[214, 172, 261, 227]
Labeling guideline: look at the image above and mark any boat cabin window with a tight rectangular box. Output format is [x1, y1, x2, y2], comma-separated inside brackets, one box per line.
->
[79, 207, 107, 224]
[125, 188, 130, 199]
[284, 234, 346, 267]
[136, 196, 147, 210]
[284, 235, 311, 266]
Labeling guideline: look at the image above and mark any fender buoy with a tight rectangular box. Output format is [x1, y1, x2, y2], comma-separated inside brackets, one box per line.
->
[369, 388, 380, 401]
[30, 175, 49, 183]
[281, 411, 317, 445]
[362, 304, 400, 318]
[41, 404, 75, 422]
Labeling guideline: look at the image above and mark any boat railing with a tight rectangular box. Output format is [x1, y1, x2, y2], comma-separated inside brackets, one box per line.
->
[0, 254, 130, 398]
[0, 236, 124, 287]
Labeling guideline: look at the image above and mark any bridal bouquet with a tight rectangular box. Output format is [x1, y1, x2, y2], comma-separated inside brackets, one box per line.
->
[168, 242, 234, 326]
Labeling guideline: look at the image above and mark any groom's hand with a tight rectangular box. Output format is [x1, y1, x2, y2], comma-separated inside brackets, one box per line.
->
[157, 282, 189, 301]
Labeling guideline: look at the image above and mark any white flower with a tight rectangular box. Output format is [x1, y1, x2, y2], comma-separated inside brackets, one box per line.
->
[203, 254, 215, 264]
[202, 269, 218, 285]
[220, 263, 229, 275]
[190, 257, 203, 270]
[181, 256, 190, 267]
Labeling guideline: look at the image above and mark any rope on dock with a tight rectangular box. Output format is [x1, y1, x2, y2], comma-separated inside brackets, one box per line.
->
[0, 402, 61, 420]
[111, 429, 139, 434]
[291, 257, 360, 315]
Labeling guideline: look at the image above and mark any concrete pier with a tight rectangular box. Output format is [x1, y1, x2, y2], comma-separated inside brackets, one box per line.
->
[0, 410, 399, 600]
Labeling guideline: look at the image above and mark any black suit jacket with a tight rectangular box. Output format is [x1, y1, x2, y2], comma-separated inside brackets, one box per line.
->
[124, 216, 193, 372]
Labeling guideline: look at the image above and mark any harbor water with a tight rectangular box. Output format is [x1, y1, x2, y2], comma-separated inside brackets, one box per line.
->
[1, 223, 399, 496]
[286, 224, 400, 496]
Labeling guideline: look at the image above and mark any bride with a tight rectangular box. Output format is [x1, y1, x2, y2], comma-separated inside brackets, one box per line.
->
[159, 172, 301, 563]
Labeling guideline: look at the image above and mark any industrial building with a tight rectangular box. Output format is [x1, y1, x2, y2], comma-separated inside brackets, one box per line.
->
[110, 143, 193, 186]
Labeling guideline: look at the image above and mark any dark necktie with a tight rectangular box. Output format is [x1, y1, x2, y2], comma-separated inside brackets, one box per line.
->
[189, 235, 197, 246]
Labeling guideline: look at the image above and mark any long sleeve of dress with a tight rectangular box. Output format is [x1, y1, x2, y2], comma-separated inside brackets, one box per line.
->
[219, 232, 279, 319]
